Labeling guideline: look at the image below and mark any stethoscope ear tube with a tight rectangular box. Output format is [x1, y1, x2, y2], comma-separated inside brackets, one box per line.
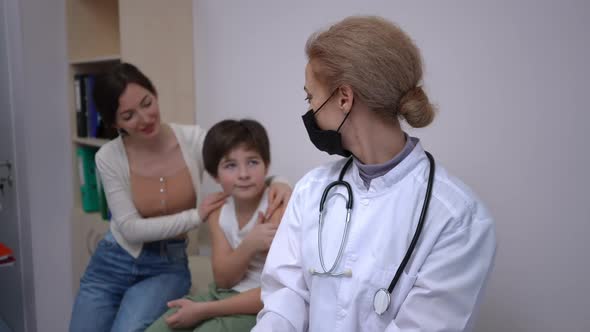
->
[319, 181, 353, 211]
[386, 151, 435, 294]
[319, 158, 354, 212]
[314, 158, 355, 277]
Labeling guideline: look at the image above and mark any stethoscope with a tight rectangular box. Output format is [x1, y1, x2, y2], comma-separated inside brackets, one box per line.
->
[309, 151, 435, 315]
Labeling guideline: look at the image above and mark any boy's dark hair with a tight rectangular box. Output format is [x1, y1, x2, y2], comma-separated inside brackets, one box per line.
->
[93, 62, 157, 127]
[203, 119, 271, 178]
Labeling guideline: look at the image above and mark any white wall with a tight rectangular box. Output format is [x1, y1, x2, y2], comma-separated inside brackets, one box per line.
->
[16, 0, 73, 330]
[194, 1, 590, 331]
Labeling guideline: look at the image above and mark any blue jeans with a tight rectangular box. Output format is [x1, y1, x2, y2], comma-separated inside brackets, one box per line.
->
[69, 232, 191, 332]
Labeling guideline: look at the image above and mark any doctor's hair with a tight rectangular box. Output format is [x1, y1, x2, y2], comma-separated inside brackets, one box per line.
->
[305, 15, 435, 128]
[93, 62, 157, 127]
[202, 119, 271, 178]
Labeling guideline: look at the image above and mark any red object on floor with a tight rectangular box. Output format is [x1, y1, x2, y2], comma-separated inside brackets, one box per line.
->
[0, 242, 15, 267]
[0, 242, 13, 260]
[0, 256, 15, 267]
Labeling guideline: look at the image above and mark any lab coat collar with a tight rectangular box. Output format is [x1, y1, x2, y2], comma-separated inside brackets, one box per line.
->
[349, 140, 428, 195]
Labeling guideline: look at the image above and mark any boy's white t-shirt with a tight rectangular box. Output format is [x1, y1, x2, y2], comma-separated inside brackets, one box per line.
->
[218, 188, 269, 292]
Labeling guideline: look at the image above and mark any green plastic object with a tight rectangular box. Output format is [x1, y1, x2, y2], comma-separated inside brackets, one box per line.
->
[77, 146, 99, 212]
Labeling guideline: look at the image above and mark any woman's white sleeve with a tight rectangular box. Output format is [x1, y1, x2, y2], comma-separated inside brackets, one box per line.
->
[96, 153, 201, 244]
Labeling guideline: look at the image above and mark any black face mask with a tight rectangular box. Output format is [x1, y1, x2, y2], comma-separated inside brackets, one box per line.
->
[301, 89, 352, 157]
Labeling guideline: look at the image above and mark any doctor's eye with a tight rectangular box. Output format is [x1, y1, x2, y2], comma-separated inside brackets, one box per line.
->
[304, 95, 311, 103]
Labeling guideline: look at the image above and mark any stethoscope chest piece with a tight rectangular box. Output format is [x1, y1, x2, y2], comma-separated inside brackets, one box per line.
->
[373, 288, 391, 315]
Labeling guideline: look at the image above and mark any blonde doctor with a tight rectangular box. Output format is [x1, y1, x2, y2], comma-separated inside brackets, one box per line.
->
[253, 16, 496, 332]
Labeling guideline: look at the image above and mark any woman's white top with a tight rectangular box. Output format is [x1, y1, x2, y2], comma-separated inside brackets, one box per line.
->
[95, 123, 205, 258]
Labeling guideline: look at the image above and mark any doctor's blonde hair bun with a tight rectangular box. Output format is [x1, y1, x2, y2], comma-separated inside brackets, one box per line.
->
[399, 86, 435, 128]
[305, 15, 436, 128]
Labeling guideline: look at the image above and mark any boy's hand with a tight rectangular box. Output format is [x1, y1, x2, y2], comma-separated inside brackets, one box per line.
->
[165, 298, 211, 328]
[266, 182, 292, 219]
[243, 212, 278, 253]
[198, 192, 229, 222]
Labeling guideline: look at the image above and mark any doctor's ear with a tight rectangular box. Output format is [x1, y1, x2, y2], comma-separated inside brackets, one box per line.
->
[337, 85, 355, 113]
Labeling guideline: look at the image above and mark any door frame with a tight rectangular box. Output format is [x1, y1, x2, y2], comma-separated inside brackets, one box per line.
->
[2, 0, 37, 330]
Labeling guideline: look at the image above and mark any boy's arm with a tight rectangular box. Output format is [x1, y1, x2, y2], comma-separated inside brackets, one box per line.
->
[209, 208, 256, 289]
[210, 203, 287, 313]
[165, 288, 263, 328]
[206, 287, 262, 316]
[209, 191, 287, 289]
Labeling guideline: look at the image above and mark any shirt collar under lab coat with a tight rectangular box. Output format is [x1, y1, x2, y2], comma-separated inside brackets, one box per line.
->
[348, 140, 429, 196]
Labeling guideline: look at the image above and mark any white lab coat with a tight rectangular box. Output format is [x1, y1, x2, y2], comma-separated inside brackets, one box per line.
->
[253, 143, 496, 332]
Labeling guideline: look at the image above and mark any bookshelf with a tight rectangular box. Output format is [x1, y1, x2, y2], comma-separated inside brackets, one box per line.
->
[66, 0, 197, 294]
[72, 137, 110, 148]
[69, 55, 122, 66]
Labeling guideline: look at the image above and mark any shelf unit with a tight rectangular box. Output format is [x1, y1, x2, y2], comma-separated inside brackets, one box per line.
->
[69, 55, 122, 66]
[72, 137, 110, 148]
[66, 0, 198, 295]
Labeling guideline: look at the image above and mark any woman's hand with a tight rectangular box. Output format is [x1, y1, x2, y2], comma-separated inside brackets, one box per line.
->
[266, 181, 292, 219]
[198, 192, 229, 222]
[165, 298, 211, 329]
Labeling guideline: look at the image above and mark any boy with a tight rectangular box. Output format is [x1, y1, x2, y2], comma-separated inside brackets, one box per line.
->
[147, 119, 286, 331]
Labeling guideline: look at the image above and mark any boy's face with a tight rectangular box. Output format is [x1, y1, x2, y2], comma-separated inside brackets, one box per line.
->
[215, 145, 268, 201]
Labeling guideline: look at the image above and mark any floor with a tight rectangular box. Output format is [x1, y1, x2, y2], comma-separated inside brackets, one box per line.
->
[0, 317, 12, 332]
